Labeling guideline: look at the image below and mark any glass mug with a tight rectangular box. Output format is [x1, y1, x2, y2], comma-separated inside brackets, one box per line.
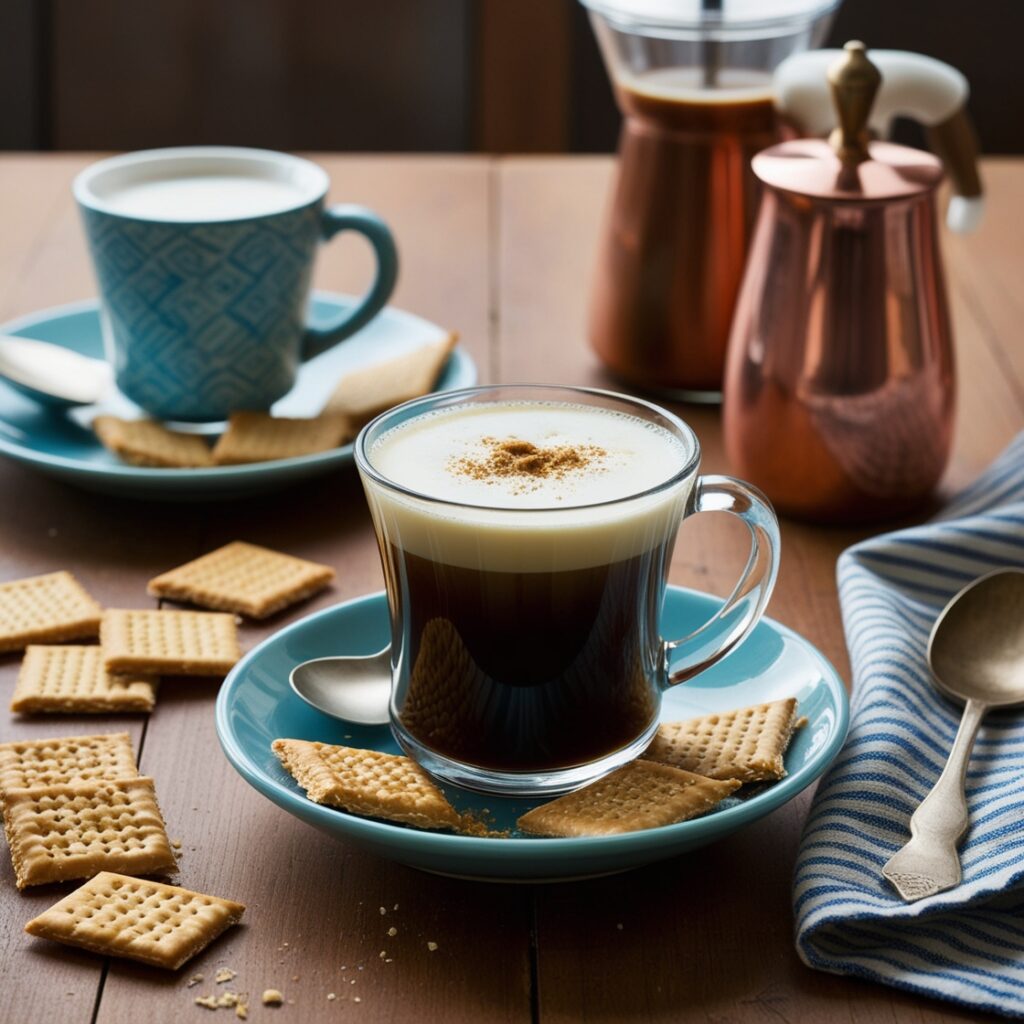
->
[355, 384, 780, 796]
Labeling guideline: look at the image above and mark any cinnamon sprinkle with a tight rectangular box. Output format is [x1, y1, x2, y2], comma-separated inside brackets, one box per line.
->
[450, 436, 606, 490]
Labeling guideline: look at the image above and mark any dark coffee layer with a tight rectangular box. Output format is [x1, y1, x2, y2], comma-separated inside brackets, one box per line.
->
[389, 544, 671, 772]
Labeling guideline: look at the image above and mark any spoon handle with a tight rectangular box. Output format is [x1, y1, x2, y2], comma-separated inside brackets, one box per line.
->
[882, 698, 987, 902]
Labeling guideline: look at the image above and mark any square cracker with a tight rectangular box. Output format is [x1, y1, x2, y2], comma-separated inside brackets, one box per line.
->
[0, 731, 137, 793]
[645, 698, 799, 782]
[322, 333, 457, 425]
[0, 571, 103, 653]
[211, 411, 354, 465]
[25, 871, 245, 970]
[517, 760, 740, 838]
[147, 541, 334, 620]
[273, 738, 460, 831]
[3, 776, 176, 888]
[93, 416, 214, 468]
[11, 645, 157, 714]
[101, 609, 240, 676]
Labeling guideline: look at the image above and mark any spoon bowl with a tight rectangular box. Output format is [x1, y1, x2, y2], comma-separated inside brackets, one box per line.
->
[928, 568, 1024, 707]
[0, 335, 112, 408]
[289, 647, 391, 726]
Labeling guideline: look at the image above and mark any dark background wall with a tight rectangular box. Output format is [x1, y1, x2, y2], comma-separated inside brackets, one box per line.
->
[1, 0, 1020, 154]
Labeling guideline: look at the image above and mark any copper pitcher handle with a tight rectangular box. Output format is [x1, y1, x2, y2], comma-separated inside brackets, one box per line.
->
[664, 475, 781, 687]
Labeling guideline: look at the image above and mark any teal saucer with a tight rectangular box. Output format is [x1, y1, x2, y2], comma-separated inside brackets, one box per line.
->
[0, 294, 476, 500]
[216, 587, 849, 882]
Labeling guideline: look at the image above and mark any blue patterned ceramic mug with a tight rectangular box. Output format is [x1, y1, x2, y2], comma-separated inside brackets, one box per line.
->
[73, 146, 398, 421]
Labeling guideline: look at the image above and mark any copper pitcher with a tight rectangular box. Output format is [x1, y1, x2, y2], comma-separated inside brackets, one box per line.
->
[723, 42, 984, 522]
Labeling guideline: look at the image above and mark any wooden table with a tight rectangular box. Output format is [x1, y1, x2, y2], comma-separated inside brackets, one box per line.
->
[0, 155, 1021, 1024]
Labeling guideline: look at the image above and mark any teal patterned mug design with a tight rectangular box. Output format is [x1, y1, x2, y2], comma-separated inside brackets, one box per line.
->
[74, 147, 398, 422]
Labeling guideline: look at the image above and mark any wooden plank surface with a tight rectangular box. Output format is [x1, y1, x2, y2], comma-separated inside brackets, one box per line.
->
[0, 154, 1022, 1024]
[496, 158, 1024, 1022]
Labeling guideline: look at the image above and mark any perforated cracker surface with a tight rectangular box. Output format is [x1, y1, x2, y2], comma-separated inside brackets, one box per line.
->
[273, 738, 459, 831]
[148, 541, 334, 619]
[517, 760, 740, 837]
[3, 776, 176, 888]
[101, 609, 240, 675]
[323, 334, 456, 424]
[645, 698, 799, 782]
[0, 571, 103, 653]
[25, 871, 245, 969]
[212, 412, 354, 465]
[0, 731, 136, 792]
[11, 645, 156, 714]
[93, 416, 214, 468]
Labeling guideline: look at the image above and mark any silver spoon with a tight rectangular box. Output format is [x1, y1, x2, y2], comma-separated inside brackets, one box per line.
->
[0, 335, 112, 408]
[289, 647, 391, 726]
[882, 568, 1024, 902]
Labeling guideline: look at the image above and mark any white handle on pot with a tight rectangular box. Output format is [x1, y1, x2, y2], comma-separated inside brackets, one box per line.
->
[775, 48, 984, 233]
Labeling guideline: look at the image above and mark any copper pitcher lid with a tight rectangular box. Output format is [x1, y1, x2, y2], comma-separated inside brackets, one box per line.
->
[753, 41, 943, 202]
[752, 137, 943, 202]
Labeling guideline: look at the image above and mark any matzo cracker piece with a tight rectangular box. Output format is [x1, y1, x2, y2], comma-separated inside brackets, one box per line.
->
[11, 645, 156, 714]
[148, 541, 334, 620]
[646, 698, 799, 782]
[3, 776, 176, 888]
[0, 571, 102, 653]
[0, 731, 136, 793]
[516, 760, 740, 837]
[93, 416, 214, 468]
[25, 871, 245, 970]
[212, 412, 354, 465]
[322, 333, 457, 424]
[101, 609, 240, 676]
[273, 739, 459, 831]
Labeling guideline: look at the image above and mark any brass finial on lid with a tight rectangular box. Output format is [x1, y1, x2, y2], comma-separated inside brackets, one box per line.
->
[828, 41, 882, 164]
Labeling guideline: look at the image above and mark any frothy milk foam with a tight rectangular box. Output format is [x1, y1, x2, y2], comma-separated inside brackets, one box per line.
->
[101, 174, 308, 221]
[365, 401, 696, 571]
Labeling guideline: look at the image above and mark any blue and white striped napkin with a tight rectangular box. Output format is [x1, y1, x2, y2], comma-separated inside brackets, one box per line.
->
[794, 432, 1024, 1019]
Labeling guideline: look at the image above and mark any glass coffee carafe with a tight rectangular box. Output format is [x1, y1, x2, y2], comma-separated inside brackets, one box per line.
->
[583, 0, 839, 400]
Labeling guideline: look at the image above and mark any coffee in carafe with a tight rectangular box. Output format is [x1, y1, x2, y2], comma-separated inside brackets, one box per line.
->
[583, 0, 839, 400]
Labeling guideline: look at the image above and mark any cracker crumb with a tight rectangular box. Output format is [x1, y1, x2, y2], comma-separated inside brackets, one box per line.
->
[427, 941, 438, 952]
[379, 950, 386, 959]
[354, 997, 362, 1003]
[171, 838, 183, 849]
[327, 993, 336, 1001]
[291, 975, 300, 982]
[196, 996, 219, 1010]
[188, 974, 205, 988]
[262, 990, 284, 1007]
[393, 903, 399, 910]
[379, 906, 386, 915]
[216, 968, 236, 984]
[387, 926, 397, 937]
[235, 1003, 248, 1021]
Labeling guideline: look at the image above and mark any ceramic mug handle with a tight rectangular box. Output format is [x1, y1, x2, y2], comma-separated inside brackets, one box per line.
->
[663, 475, 780, 686]
[301, 204, 399, 361]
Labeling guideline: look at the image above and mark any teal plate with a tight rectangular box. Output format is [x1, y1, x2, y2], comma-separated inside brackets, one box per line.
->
[216, 587, 849, 882]
[0, 294, 476, 501]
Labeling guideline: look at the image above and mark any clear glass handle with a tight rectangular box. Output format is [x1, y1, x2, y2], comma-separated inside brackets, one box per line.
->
[664, 474, 781, 687]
